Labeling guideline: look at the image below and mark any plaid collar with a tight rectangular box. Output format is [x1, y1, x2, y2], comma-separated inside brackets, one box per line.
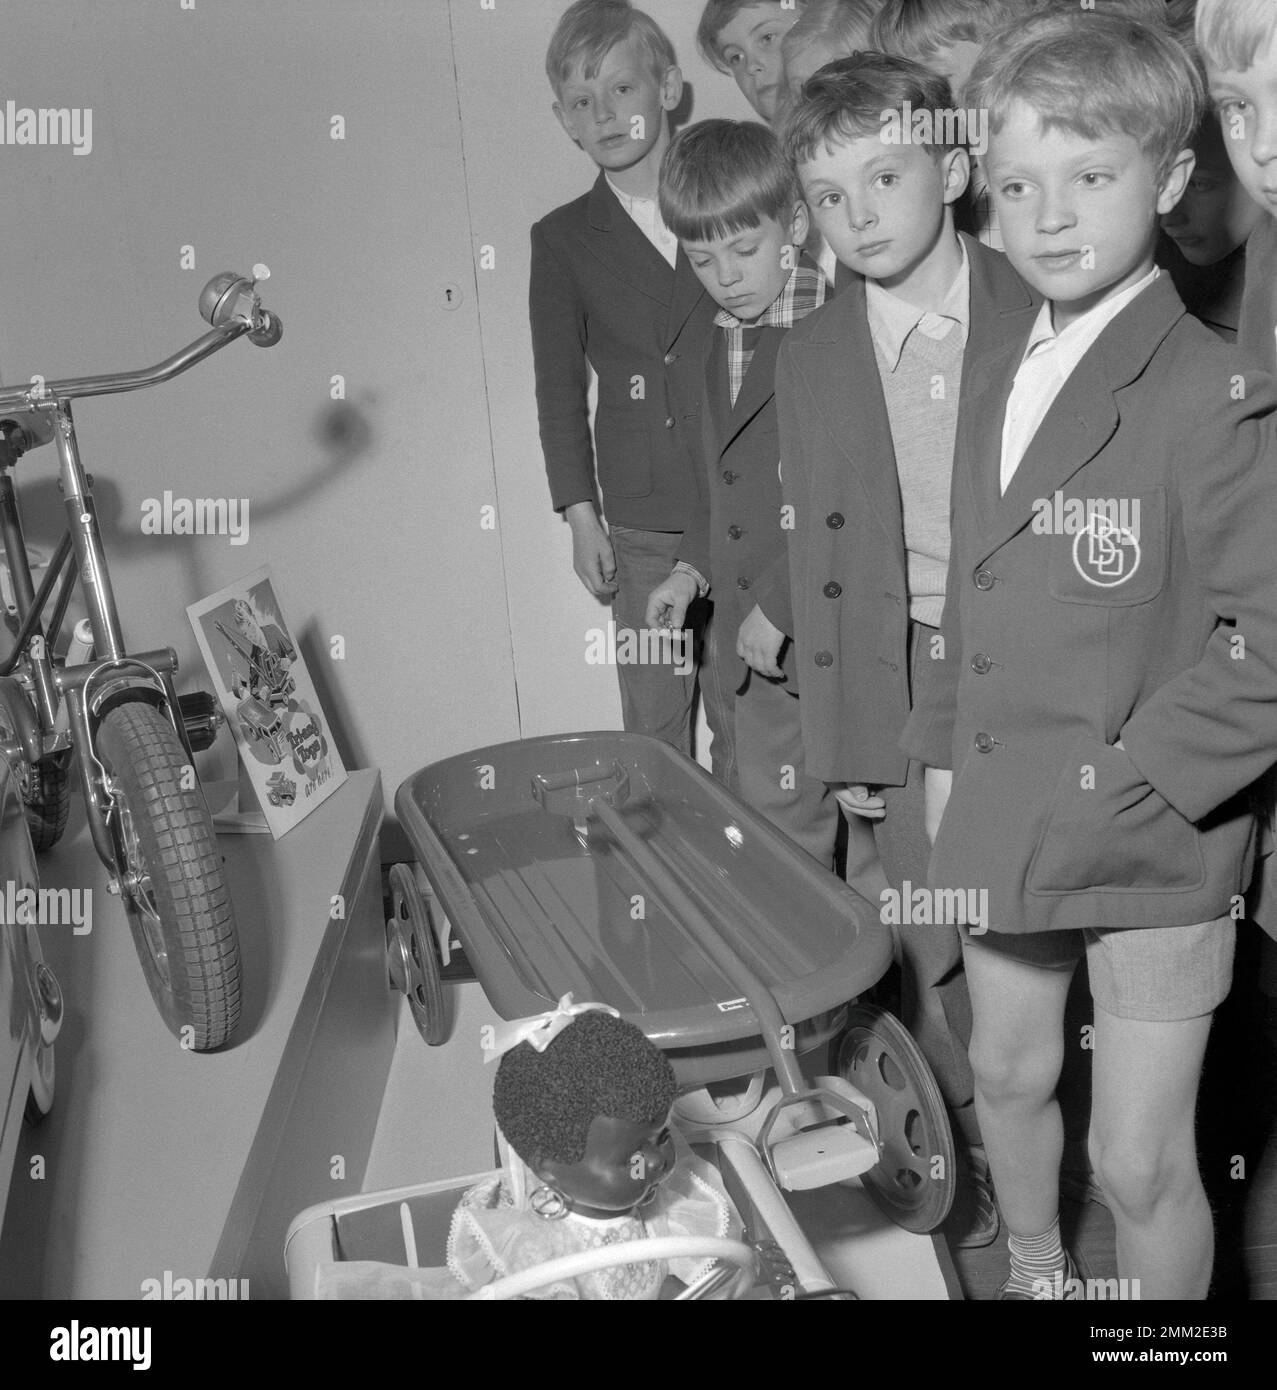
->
[713, 258, 828, 331]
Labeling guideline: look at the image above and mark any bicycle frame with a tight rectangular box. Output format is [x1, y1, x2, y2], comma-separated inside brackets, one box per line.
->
[0, 309, 261, 874]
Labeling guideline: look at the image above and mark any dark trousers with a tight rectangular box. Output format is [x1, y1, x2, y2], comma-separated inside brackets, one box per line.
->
[608, 525, 735, 786]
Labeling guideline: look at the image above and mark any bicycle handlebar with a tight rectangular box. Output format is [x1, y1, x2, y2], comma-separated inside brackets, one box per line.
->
[0, 271, 281, 418]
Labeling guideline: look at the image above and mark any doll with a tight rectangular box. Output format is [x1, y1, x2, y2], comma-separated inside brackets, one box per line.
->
[447, 996, 739, 1300]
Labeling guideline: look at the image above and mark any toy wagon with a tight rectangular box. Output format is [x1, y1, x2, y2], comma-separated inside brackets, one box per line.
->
[296, 733, 958, 1299]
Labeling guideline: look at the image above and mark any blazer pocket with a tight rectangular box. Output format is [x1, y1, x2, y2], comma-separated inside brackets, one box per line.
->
[1029, 736, 1205, 893]
[1045, 486, 1166, 606]
[594, 411, 654, 499]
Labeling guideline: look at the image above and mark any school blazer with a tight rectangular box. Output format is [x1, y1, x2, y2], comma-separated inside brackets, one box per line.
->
[1238, 215, 1277, 374]
[774, 234, 1040, 785]
[529, 172, 715, 531]
[902, 272, 1277, 933]
[679, 325, 799, 687]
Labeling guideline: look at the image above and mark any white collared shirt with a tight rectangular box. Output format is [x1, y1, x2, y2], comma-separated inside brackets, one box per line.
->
[605, 174, 678, 269]
[866, 239, 971, 372]
[1000, 266, 1160, 494]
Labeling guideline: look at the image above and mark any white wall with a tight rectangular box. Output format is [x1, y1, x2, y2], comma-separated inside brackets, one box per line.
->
[0, 0, 761, 811]
[0, 0, 520, 817]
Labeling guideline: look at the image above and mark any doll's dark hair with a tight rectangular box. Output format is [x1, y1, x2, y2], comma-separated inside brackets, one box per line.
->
[493, 1009, 677, 1169]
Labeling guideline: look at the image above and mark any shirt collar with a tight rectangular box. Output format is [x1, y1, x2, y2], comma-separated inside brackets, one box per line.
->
[865, 238, 971, 372]
[713, 258, 828, 331]
[1022, 265, 1161, 377]
[605, 173, 651, 210]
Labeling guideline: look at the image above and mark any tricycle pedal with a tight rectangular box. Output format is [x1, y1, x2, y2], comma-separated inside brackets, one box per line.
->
[769, 1122, 879, 1191]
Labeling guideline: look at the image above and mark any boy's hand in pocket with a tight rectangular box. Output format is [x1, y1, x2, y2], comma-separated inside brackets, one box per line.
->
[737, 604, 786, 679]
[833, 783, 886, 821]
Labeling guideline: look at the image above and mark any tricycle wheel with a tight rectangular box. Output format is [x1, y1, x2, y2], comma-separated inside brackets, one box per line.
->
[386, 863, 448, 1045]
[837, 1003, 956, 1233]
[97, 701, 241, 1050]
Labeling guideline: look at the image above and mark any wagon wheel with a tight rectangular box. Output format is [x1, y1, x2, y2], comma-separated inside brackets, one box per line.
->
[837, 1004, 956, 1233]
[386, 863, 448, 1045]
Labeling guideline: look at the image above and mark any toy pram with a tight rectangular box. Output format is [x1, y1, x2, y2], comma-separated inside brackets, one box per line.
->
[292, 732, 957, 1299]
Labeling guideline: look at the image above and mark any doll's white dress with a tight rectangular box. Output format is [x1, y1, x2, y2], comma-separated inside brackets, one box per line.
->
[447, 1138, 738, 1300]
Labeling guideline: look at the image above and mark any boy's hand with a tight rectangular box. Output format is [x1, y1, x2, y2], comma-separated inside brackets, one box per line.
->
[737, 604, 786, 679]
[923, 767, 953, 845]
[645, 571, 698, 631]
[565, 502, 617, 598]
[833, 783, 886, 821]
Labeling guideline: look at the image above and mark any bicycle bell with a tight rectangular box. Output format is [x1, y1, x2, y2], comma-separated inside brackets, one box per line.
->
[199, 270, 260, 329]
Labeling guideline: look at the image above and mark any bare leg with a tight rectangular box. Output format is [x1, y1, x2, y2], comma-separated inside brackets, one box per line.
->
[1089, 1005, 1214, 1299]
[962, 941, 1075, 1236]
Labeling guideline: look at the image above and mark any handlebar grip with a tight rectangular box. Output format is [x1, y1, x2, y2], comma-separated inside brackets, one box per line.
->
[248, 310, 283, 348]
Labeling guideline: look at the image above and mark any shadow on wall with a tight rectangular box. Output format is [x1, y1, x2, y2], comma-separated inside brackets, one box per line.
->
[8, 399, 376, 647]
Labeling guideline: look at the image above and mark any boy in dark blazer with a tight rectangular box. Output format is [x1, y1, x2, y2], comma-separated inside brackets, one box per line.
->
[531, 1, 725, 763]
[771, 54, 1039, 1246]
[906, 11, 1277, 1298]
[1197, 0, 1277, 371]
[644, 119, 838, 866]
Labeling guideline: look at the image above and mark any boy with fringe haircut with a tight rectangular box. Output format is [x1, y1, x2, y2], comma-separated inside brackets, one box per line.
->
[645, 120, 839, 864]
[697, 0, 809, 125]
[531, 2, 728, 769]
[774, 52, 1041, 1244]
[1196, 0, 1277, 371]
[906, 8, 1277, 1297]
[871, 0, 1037, 249]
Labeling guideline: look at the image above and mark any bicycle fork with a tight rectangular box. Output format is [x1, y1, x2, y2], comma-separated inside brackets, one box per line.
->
[19, 399, 195, 878]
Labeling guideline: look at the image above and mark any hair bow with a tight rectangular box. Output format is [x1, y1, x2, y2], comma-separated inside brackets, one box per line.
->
[483, 992, 620, 1064]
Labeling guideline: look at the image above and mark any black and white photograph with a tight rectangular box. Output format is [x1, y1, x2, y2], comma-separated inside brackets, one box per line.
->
[0, 0, 1273, 1356]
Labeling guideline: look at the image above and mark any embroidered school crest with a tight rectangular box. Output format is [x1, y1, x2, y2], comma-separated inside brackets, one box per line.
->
[1072, 512, 1141, 588]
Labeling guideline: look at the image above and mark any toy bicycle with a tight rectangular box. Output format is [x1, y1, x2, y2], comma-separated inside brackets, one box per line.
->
[0, 270, 282, 1050]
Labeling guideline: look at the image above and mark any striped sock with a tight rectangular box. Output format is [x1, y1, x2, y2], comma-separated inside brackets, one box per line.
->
[1004, 1217, 1067, 1298]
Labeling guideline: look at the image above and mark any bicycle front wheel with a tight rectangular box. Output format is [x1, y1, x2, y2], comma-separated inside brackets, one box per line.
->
[97, 701, 241, 1049]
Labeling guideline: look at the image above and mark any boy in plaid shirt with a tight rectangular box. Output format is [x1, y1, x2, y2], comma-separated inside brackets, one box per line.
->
[646, 120, 838, 867]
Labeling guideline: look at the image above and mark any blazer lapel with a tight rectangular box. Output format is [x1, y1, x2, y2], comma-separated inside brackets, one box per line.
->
[787, 277, 903, 545]
[959, 235, 1042, 542]
[665, 247, 707, 350]
[720, 327, 784, 453]
[982, 354, 1120, 559]
[974, 272, 1185, 563]
[959, 337, 1024, 543]
[703, 329, 731, 463]
[584, 172, 673, 308]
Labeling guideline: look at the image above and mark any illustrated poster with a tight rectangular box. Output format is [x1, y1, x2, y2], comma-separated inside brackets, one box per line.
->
[187, 565, 346, 837]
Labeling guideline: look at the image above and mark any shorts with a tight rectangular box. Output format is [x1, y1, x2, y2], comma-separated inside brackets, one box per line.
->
[958, 916, 1236, 1022]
